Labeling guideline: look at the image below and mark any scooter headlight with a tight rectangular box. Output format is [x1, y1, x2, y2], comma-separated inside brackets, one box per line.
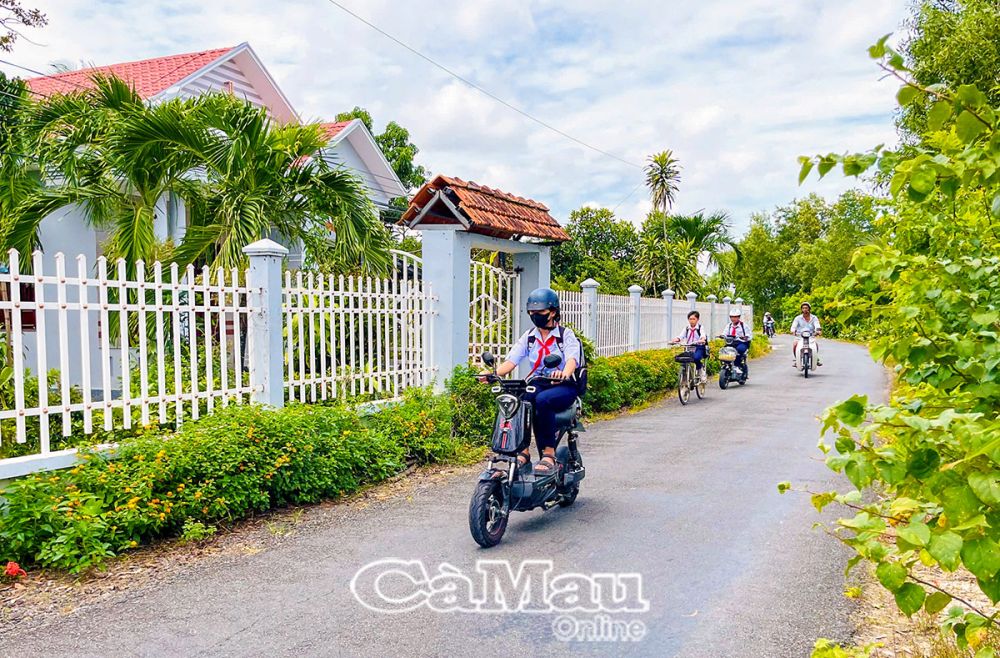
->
[496, 394, 519, 419]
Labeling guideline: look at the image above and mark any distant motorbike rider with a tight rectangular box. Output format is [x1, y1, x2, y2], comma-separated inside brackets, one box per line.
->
[723, 308, 752, 371]
[480, 288, 581, 476]
[790, 302, 822, 367]
[763, 312, 775, 335]
[671, 310, 708, 383]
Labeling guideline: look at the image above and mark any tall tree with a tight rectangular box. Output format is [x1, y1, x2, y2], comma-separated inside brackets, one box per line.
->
[898, 0, 1000, 137]
[667, 210, 740, 270]
[644, 150, 682, 289]
[0, 1, 46, 52]
[550, 206, 640, 294]
[335, 107, 428, 195]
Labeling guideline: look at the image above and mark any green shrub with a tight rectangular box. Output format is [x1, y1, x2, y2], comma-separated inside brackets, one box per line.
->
[446, 365, 495, 445]
[582, 360, 623, 414]
[0, 396, 466, 573]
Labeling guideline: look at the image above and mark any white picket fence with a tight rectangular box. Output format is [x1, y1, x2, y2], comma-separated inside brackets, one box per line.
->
[557, 281, 754, 358]
[0, 247, 435, 477]
[0, 243, 752, 478]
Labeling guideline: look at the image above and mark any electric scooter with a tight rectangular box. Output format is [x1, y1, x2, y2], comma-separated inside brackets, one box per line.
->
[717, 335, 750, 389]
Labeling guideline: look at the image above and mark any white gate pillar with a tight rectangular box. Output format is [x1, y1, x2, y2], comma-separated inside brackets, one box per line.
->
[422, 230, 472, 389]
[244, 239, 288, 407]
[581, 278, 599, 343]
[707, 294, 718, 337]
[513, 246, 551, 336]
[628, 284, 643, 352]
[686, 291, 697, 311]
[662, 289, 674, 344]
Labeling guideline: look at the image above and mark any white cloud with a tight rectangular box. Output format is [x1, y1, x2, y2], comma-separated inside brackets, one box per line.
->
[12, 0, 910, 236]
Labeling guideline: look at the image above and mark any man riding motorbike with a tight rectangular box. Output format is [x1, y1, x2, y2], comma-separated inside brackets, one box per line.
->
[790, 302, 822, 367]
[480, 288, 581, 477]
[723, 307, 752, 372]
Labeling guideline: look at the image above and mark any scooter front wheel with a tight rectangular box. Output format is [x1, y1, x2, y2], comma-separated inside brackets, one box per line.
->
[719, 368, 729, 389]
[469, 479, 508, 548]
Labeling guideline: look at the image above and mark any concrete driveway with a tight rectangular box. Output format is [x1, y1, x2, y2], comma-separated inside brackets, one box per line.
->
[0, 336, 886, 657]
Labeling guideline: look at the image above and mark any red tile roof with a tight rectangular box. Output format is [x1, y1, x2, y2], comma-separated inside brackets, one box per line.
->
[317, 121, 353, 141]
[402, 175, 569, 242]
[25, 47, 235, 98]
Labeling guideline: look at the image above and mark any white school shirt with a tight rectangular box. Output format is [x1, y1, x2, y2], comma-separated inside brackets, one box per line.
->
[790, 314, 821, 335]
[505, 326, 582, 376]
[675, 323, 705, 344]
[724, 320, 752, 339]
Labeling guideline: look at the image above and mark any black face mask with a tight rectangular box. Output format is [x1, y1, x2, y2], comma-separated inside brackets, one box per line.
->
[529, 312, 552, 329]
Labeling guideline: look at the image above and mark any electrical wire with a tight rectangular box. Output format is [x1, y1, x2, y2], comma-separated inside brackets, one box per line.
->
[321, 0, 643, 171]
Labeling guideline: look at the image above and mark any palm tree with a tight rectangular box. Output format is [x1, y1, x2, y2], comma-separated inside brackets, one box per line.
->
[4, 75, 389, 274]
[163, 93, 390, 273]
[644, 150, 682, 289]
[667, 210, 741, 270]
[5, 75, 198, 272]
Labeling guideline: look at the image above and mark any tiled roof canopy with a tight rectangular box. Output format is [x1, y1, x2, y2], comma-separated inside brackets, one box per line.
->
[401, 175, 569, 242]
[25, 47, 234, 98]
[317, 121, 353, 141]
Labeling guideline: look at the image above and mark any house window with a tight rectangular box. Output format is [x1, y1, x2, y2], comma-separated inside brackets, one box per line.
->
[222, 81, 234, 94]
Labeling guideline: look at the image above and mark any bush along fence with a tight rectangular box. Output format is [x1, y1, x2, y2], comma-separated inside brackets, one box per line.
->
[0, 237, 752, 478]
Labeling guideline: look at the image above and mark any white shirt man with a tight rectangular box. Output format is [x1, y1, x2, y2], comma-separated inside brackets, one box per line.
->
[790, 304, 822, 366]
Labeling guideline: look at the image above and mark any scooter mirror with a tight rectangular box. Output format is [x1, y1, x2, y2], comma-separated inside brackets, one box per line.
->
[481, 351, 496, 367]
[543, 353, 563, 369]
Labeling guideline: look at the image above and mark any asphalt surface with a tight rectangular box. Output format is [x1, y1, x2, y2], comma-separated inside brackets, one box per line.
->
[1, 336, 886, 658]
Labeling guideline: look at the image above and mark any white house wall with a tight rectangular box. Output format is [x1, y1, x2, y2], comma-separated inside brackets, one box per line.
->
[324, 138, 393, 207]
[177, 60, 266, 108]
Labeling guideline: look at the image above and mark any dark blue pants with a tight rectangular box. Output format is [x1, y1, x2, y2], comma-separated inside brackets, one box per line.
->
[734, 341, 749, 367]
[691, 345, 707, 369]
[525, 382, 577, 452]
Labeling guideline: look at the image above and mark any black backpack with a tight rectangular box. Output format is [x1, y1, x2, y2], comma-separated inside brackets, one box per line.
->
[528, 326, 588, 397]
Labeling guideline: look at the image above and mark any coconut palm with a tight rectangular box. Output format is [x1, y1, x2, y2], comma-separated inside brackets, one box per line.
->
[3, 75, 389, 274]
[644, 150, 682, 289]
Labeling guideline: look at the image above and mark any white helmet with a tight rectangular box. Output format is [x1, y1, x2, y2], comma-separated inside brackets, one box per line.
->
[729, 308, 742, 317]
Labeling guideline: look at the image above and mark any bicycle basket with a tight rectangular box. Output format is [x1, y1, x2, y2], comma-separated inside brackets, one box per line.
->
[718, 346, 738, 363]
[673, 351, 696, 364]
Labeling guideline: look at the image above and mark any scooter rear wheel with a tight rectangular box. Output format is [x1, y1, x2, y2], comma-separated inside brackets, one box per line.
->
[469, 479, 508, 547]
[555, 445, 581, 507]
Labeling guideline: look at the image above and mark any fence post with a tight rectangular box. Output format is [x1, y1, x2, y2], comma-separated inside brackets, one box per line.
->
[723, 296, 732, 321]
[628, 284, 643, 352]
[581, 278, 599, 344]
[707, 294, 718, 336]
[686, 291, 697, 311]
[244, 239, 288, 407]
[662, 289, 674, 344]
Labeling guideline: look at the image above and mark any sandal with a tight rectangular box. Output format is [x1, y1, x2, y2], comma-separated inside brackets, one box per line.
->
[516, 449, 532, 472]
[534, 453, 557, 476]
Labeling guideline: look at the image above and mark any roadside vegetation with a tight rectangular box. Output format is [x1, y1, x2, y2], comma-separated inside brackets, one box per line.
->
[775, 1, 1000, 654]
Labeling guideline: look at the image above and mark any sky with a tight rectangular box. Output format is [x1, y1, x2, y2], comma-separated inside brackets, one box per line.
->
[3, 0, 911, 236]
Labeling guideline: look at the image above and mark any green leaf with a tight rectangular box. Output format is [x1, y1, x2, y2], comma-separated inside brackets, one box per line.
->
[777, 481, 791, 494]
[968, 471, 1000, 506]
[927, 100, 953, 131]
[961, 538, 1000, 580]
[897, 85, 921, 106]
[909, 167, 937, 194]
[868, 33, 891, 59]
[894, 582, 926, 616]
[817, 157, 836, 178]
[992, 194, 1000, 219]
[957, 84, 988, 108]
[833, 396, 867, 427]
[929, 531, 963, 571]
[925, 591, 952, 614]
[978, 575, 1000, 604]
[908, 448, 940, 479]
[898, 520, 931, 547]
[876, 561, 907, 591]
[974, 648, 995, 658]
[971, 310, 999, 327]
[797, 157, 814, 185]
[956, 111, 986, 143]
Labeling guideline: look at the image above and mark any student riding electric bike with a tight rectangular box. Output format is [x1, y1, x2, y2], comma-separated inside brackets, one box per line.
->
[469, 351, 585, 547]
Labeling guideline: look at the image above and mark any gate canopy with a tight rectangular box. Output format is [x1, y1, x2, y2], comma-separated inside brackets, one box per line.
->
[401, 175, 569, 242]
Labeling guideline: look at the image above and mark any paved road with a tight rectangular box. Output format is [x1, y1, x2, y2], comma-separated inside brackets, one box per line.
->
[2, 336, 886, 658]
